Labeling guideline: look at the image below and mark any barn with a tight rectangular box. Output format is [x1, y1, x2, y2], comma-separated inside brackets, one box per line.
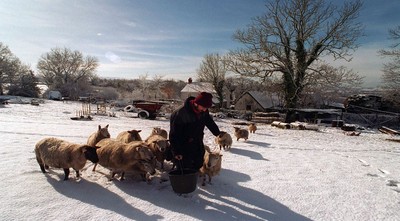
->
[234, 91, 280, 112]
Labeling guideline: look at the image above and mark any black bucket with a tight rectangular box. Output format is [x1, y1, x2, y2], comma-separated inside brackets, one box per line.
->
[168, 169, 198, 194]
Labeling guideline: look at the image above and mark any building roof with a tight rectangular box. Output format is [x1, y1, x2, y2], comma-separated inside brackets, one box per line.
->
[239, 91, 279, 109]
[180, 82, 215, 94]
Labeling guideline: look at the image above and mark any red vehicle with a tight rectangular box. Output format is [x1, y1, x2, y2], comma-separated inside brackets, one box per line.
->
[125, 100, 169, 119]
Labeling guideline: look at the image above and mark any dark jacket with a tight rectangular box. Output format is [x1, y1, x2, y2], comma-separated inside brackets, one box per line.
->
[169, 96, 220, 170]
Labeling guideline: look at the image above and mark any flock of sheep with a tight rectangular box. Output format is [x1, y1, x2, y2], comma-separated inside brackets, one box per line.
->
[34, 122, 258, 187]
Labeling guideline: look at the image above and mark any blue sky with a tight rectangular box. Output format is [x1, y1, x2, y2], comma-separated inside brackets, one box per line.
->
[0, 0, 399, 87]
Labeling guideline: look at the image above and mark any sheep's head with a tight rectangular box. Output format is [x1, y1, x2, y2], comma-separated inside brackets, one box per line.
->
[128, 129, 142, 141]
[152, 127, 161, 134]
[152, 140, 168, 152]
[206, 152, 222, 168]
[83, 145, 99, 163]
[98, 124, 110, 138]
[135, 144, 154, 161]
[151, 127, 167, 138]
[136, 159, 156, 175]
[218, 131, 227, 138]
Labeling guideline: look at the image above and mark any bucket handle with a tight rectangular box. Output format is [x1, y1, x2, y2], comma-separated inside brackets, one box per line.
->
[178, 160, 184, 175]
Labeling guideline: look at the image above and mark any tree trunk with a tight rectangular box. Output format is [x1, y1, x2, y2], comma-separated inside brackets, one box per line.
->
[283, 71, 299, 123]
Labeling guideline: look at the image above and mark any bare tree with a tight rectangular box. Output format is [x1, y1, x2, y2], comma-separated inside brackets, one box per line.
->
[161, 79, 186, 99]
[303, 63, 363, 107]
[197, 53, 227, 108]
[379, 25, 400, 105]
[137, 73, 150, 99]
[37, 47, 98, 99]
[227, 0, 363, 121]
[150, 75, 165, 99]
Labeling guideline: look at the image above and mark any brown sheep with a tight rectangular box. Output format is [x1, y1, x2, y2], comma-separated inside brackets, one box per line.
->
[87, 125, 111, 172]
[95, 138, 156, 181]
[35, 137, 99, 180]
[215, 131, 232, 151]
[111, 160, 156, 182]
[149, 127, 168, 139]
[116, 130, 142, 143]
[199, 149, 222, 186]
[233, 127, 249, 141]
[145, 134, 170, 169]
[248, 123, 257, 133]
[87, 124, 110, 146]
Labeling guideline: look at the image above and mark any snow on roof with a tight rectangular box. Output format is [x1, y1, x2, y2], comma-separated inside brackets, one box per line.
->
[180, 82, 215, 94]
[245, 91, 278, 109]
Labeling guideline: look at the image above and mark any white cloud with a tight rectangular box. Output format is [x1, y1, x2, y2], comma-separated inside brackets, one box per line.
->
[105, 51, 122, 63]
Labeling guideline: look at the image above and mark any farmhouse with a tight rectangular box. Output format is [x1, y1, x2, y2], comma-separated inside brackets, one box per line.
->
[179, 78, 230, 107]
[180, 78, 216, 99]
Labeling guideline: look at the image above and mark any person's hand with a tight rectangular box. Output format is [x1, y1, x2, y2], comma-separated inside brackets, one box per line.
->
[175, 155, 183, 160]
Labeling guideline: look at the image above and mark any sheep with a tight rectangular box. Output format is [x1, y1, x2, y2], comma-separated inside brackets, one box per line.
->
[145, 134, 170, 169]
[95, 138, 156, 181]
[110, 160, 156, 182]
[87, 124, 110, 146]
[233, 127, 249, 141]
[199, 149, 222, 186]
[215, 131, 232, 151]
[248, 123, 257, 133]
[116, 130, 142, 143]
[149, 127, 168, 139]
[35, 137, 99, 181]
[87, 125, 111, 172]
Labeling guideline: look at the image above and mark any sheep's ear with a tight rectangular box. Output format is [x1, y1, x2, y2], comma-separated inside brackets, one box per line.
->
[94, 146, 100, 149]
[81, 146, 88, 153]
[98, 125, 101, 130]
[105, 124, 109, 129]
[138, 130, 142, 133]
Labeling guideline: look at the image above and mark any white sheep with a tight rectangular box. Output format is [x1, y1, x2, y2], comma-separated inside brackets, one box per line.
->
[215, 131, 232, 151]
[95, 138, 156, 181]
[248, 123, 257, 133]
[149, 127, 168, 139]
[199, 149, 222, 186]
[116, 130, 142, 143]
[35, 137, 99, 180]
[233, 127, 249, 141]
[145, 134, 170, 169]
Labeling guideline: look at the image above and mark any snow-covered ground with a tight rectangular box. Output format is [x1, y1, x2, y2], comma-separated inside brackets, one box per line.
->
[1, 98, 400, 221]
